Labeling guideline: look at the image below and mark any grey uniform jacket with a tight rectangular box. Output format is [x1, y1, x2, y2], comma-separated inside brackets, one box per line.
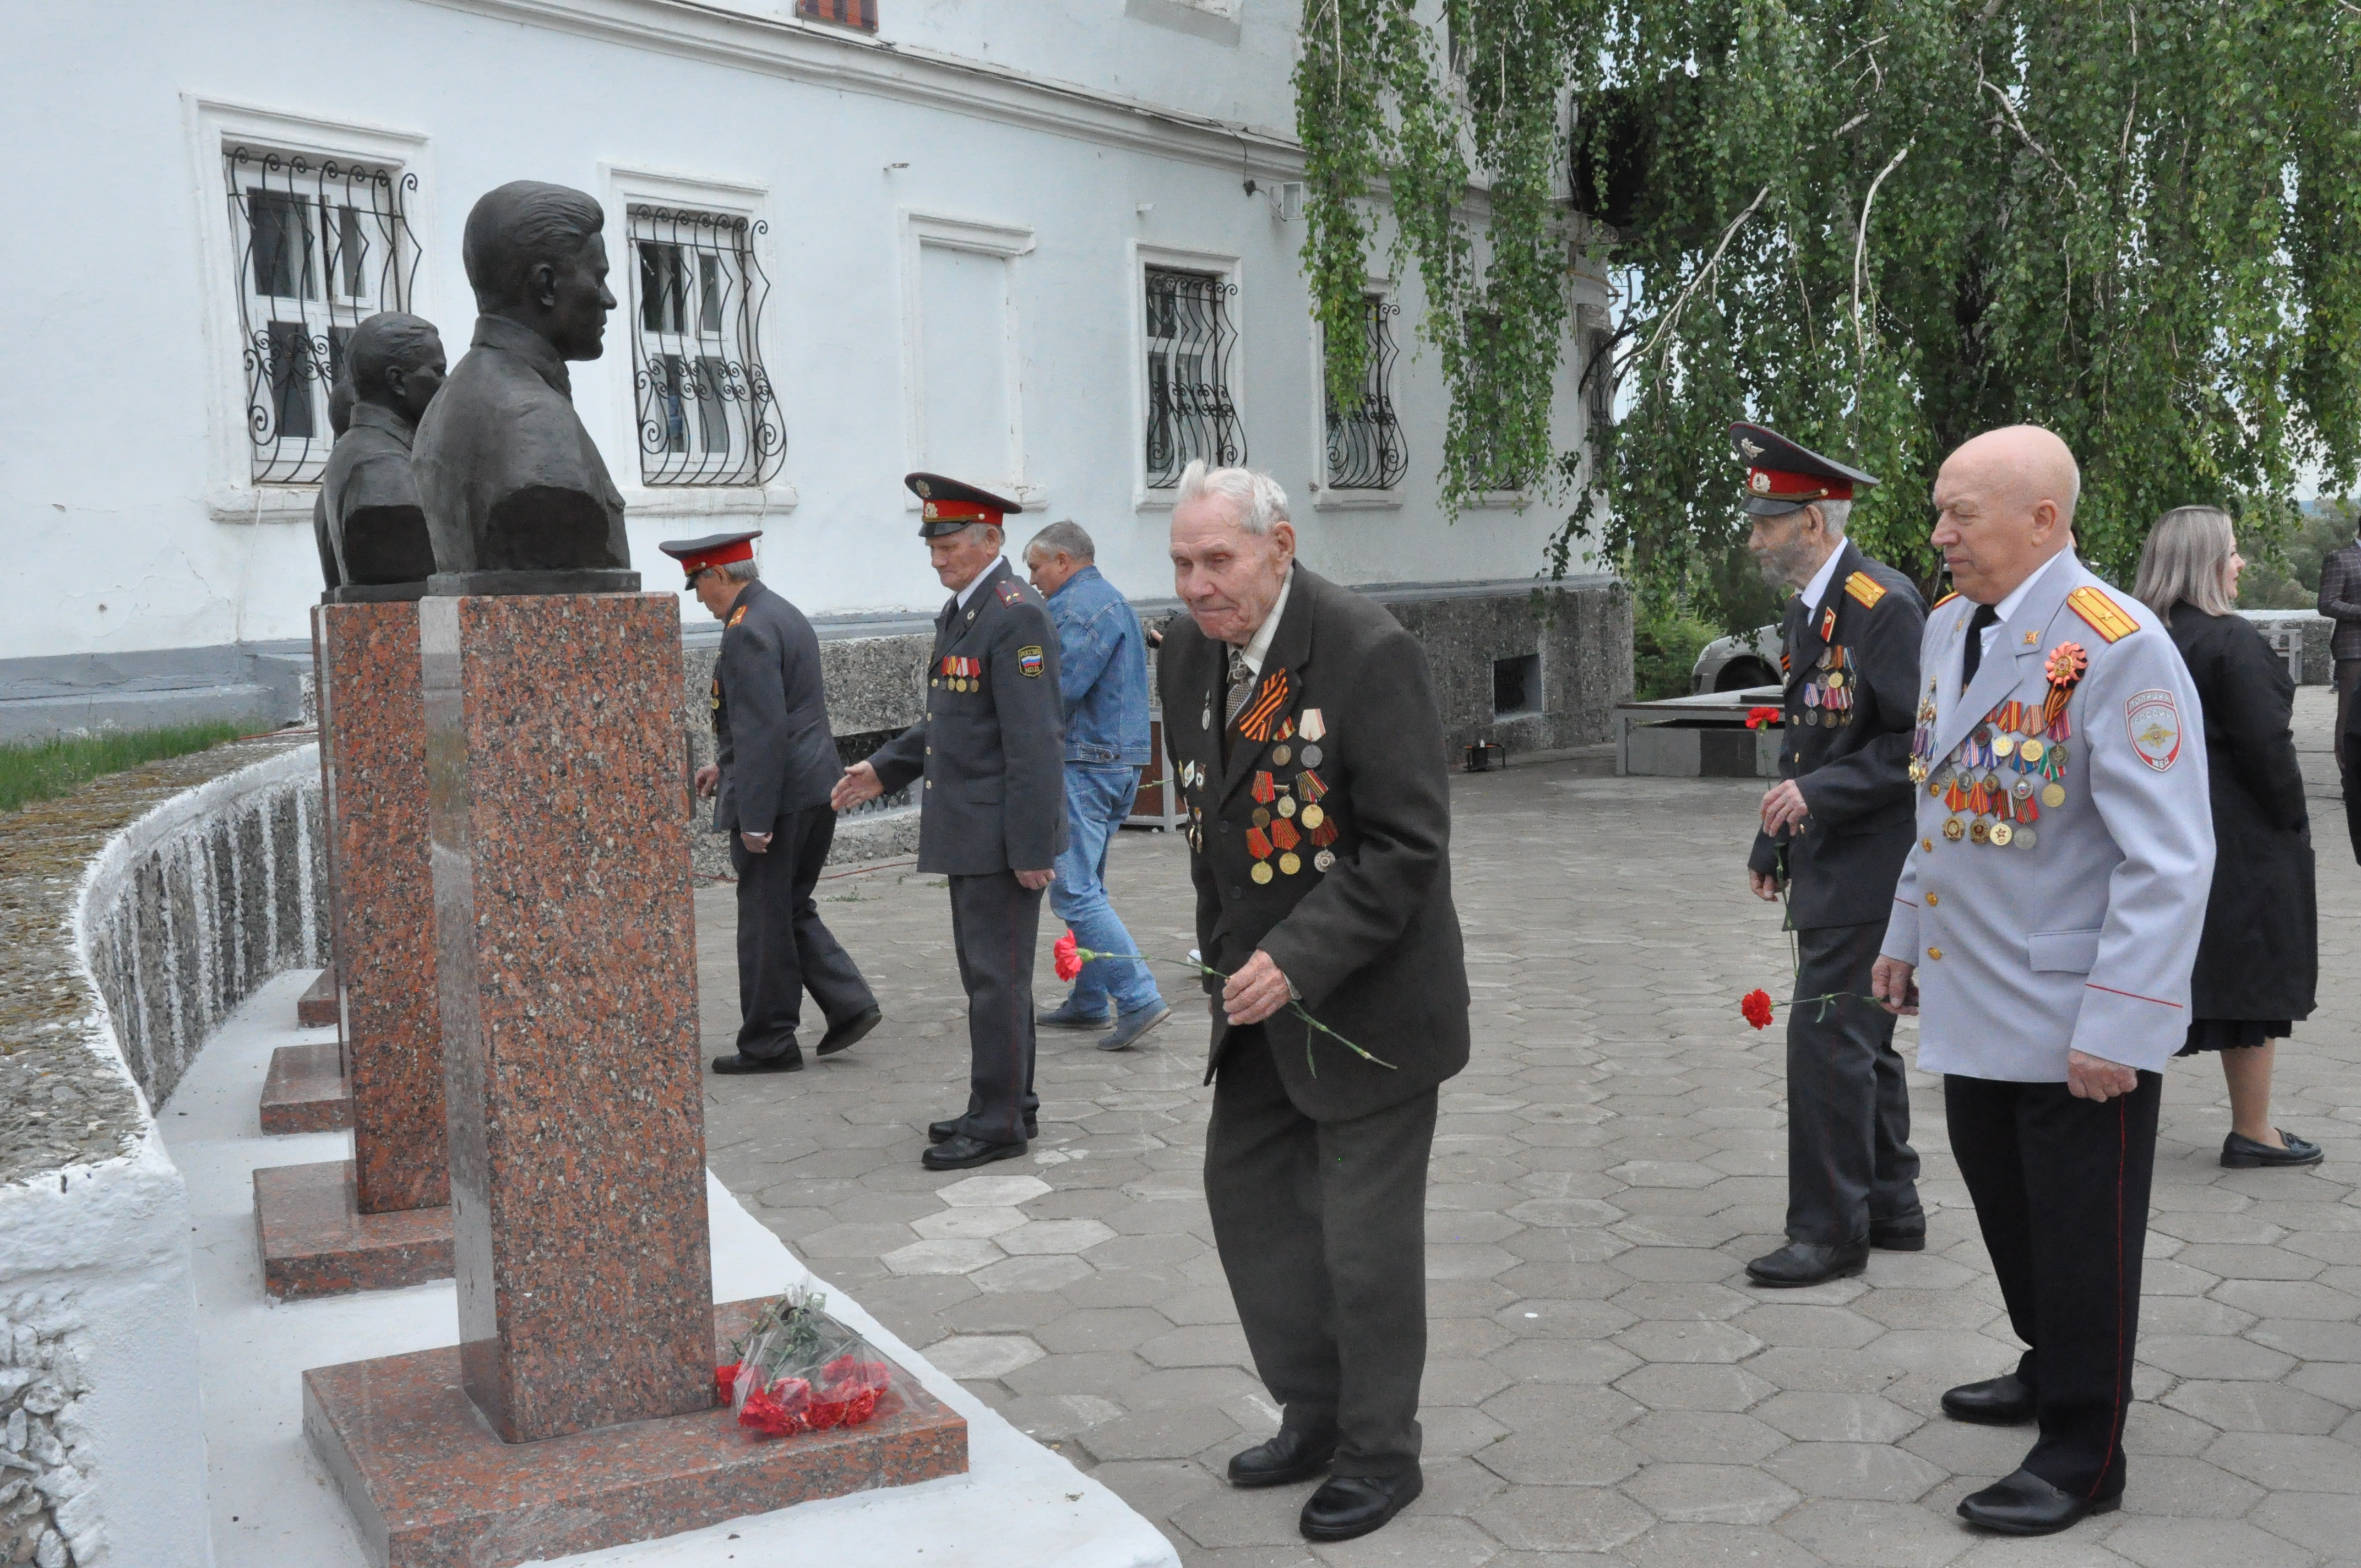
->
[868, 558, 1068, 876]
[1747, 541, 1925, 928]
[1880, 556, 2213, 1079]
[711, 579, 839, 837]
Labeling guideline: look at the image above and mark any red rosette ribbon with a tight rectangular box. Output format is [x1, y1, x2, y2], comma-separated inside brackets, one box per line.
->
[1053, 929, 1082, 983]
[2041, 641, 2089, 731]
[1740, 989, 1775, 1030]
[1745, 706, 1781, 731]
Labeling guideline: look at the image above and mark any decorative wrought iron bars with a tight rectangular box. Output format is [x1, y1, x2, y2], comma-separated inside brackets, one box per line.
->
[627, 205, 783, 487]
[224, 146, 421, 484]
[1324, 294, 1407, 491]
[1144, 266, 1246, 488]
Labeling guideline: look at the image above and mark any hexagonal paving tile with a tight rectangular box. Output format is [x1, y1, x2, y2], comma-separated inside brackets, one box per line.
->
[937, 1172, 1054, 1208]
[920, 1333, 1045, 1380]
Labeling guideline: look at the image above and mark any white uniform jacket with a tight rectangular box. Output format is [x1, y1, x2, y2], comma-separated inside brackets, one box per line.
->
[1880, 556, 2214, 1080]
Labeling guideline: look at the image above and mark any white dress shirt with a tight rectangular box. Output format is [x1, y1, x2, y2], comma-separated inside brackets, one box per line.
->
[1799, 542, 1848, 623]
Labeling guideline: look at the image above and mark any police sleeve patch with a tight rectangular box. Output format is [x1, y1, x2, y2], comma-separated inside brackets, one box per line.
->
[1843, 571, 1887, 609]
[995, 580, 1026, 607]
[1018, 645, 1045, 678]
[2125, 688, 2182, 770]
[2067, 586, 2139, 643]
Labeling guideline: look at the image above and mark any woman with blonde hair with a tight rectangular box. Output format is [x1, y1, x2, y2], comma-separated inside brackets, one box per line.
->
[2133, 506, 2322, 1167]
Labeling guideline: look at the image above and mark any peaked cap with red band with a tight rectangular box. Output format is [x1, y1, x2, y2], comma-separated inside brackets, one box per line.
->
[906, 471, 1025, 538]
[1729, 423, 1880, 516]
[657, 530, 763, 579]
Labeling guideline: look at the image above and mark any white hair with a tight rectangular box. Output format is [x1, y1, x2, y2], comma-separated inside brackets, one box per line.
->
[955, 521, 1003, 548]
[1175, 459, 1288, 537]
[1810, 499, 1851, 540]
[719, 558, 760, 583]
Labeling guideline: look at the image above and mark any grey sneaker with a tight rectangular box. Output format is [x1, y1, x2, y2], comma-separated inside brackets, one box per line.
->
[1098, 1001, 1172, 1052]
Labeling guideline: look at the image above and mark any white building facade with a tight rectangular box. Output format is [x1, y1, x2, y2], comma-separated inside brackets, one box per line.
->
[2, 0, 1621, 740]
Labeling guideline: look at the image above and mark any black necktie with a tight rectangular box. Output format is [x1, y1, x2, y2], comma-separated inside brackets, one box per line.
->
[1961, 603, 2000, 688]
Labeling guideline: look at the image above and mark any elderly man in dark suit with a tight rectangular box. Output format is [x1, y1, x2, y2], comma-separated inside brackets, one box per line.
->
[1157, 459, 1468, 1544]
[411, 181, 633, 594]
[668, 530, 880, 1076]
[1736, 423, 1927, 1287]
[833, 475, 1067, 1170]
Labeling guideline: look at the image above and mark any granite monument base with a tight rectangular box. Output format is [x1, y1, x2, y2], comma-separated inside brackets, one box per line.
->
[297, 966, 340, 1026]
[255, 1161, 453, 1301]
[259, 1043, 352, 1134]
[327, 581, 432, 604]
[427, 567, 640, 597]
[304, 1298, 967, 1568]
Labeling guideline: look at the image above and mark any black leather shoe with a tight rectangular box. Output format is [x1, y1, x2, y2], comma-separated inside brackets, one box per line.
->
[2222, 1130, 2324, 1168]
[928, 1115, 1036, 1144]
[1957, 1467, 2119, 1534]
[1871, 1212, 1927, 1250]
[1745, 1241, 1868, 1287]
[921, 1133, 1027, 1171]
[1941, 1373, 2036, 1425]
[1225, 1429, 1336, 1489]
[1299, 1470, 1422, 1542]
[816, 1006, 882, 1057]
[711, 1052, 802, 1074]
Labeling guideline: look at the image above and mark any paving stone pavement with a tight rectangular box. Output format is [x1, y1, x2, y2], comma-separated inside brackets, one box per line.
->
[696, 688, 2361, 1567]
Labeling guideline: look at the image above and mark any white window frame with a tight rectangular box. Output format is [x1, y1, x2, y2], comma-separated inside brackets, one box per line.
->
[1129, 241, 1245, 510]
[186, 96, 437, 526]
[1308, 278, 1407, 511]
[896, 209, 1041, 511]
[600, 164, 798, 521]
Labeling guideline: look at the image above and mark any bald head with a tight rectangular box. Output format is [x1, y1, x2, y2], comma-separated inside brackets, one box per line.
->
[1931, 425, 2082, 604]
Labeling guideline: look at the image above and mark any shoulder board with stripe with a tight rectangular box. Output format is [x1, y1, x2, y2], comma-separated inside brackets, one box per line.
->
[1842, 571, 1887, 609]
[995, 580, 1026, 607]
[1932, 591, 1960, 609]
[2065, 585, 2139, 643]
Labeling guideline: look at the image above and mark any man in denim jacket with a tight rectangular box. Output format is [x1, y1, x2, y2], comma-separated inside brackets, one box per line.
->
[1026, 521, 1170, 1050]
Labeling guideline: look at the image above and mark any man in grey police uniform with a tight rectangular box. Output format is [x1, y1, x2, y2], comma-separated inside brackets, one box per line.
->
[832, 473, 1068, 1171]
[1736, 423, 1927, 1288]
[667, 529, 880, 1075]
[1873, 426, 2213, 1536]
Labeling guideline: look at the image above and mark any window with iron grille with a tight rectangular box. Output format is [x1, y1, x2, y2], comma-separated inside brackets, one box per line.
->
[1144, 266, 1246, 488]
[1324, 293, 1407, 491]
[224, 145, 421, 484]
[627, 205, 783, 487]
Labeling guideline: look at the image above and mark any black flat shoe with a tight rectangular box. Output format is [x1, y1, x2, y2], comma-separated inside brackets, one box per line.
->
[816, 1005, 882, 1057]
[928, 1115, 1036, 1144]
[1957, 1467, 2119, 1535]
[921, 1133, 1027, 1171]
[2222, 1130, 2324, 1168]
[1745, 1241, 1868, 1287]
[1226, 1429, 1336, 1489]
[1871, 1213, 1927, 1250]
[1299, 1470, 1421, 1542]
[1941, 1373, 2036, 1425]
[710, 1052, 802, 1074]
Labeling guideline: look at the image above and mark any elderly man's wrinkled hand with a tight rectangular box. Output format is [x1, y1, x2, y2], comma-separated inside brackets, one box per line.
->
[2067, 1050, 2139, 1102]
[830, 761, 883, 813]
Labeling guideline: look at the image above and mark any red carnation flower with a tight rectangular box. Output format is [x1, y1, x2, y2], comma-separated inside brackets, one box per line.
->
[714, 1362, 743, 1406]
[1054, 929, 1082, 982]
[1740, 989, 1775, 1030]
[1745, 706, 1781, 730]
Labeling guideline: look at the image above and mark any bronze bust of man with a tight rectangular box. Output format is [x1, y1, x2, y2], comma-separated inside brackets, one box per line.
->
[313, 374, 357, 597]
[323, 312, 445, 601]
[413, 181, 638, 596]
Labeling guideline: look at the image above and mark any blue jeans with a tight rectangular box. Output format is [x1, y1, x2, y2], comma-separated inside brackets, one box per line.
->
[1050, 765, 1162, 1015]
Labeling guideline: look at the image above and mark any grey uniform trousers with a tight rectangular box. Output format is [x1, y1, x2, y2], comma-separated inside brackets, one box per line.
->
[947, 870, 1043, 1145]
[730, 805, 875, 1064]
[1785, 920, 1921, 1246]
[1205, 1024, 1438, 1479]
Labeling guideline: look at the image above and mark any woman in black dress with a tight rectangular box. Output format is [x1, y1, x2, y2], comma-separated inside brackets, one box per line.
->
[2133, 506, 2322, 1167]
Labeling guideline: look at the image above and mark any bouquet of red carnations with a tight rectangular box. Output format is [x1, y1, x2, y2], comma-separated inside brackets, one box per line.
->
[715, 1287, 894, 1439]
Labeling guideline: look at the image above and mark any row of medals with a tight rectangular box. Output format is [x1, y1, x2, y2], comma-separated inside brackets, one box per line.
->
[1179, 740, 1339, 882]
[1909, 705, 2069, 849]
[1799, 647, 1853, 727]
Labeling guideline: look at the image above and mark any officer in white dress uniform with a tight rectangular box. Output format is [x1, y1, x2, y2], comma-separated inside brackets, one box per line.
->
[1873, 427, 2213, 1537]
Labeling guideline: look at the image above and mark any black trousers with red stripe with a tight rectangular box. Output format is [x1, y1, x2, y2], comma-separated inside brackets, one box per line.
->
[1944, 1070, 2162, 1499]
[946, 870, 1043, 1145]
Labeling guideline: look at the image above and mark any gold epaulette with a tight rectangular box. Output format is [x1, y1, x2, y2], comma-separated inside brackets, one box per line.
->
[1933, 590, 1959, 609]
[1843, 571, 1887, 609]
[2065, 585, 2138, 643]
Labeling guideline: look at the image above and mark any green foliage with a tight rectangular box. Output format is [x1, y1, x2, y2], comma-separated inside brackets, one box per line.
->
[1631, 605, 1722, 700]
[2240, 499, 2359, 609]
[0, 722, 248, 814]
[1293, 2, 2361, 634]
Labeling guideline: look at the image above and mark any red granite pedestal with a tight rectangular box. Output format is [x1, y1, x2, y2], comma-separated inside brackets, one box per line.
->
[259, 1042, 353, 1134]
[303, 1299, 969, 1568]
[258, 602, 449, 1298]
[297, 965, 341, 1026]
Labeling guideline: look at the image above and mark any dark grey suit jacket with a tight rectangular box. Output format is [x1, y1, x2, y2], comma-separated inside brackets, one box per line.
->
[1157, 567, 1470, 1122]
[1748, 541, 1925, 930]
[411, 315, 629, 576]
[868, 558, 1068, 875]
[712, 579, 839, 837]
